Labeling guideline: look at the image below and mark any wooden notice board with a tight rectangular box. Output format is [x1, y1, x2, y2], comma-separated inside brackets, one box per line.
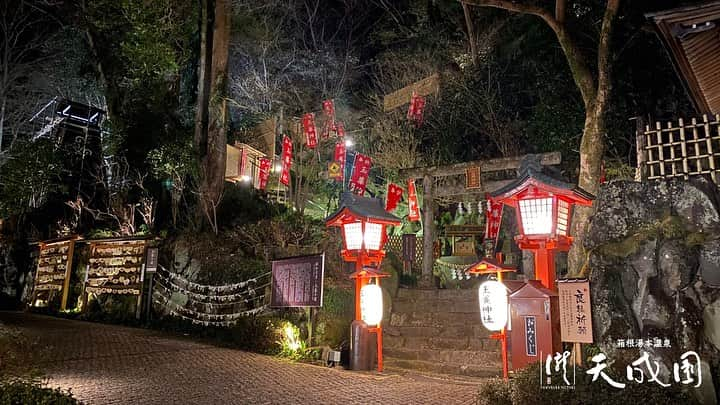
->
[32, 236, 79, 310]
[383, 73, 440, 112]
[558, 280, 593, 343]
[270, 254, 324, 308]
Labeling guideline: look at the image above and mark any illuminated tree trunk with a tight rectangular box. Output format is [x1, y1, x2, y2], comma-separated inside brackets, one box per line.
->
[195, 0, 230, 232]
[463, 0, 620, 276]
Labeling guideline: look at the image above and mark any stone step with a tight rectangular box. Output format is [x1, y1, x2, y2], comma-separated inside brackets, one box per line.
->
[385, 324, 491, 340]
[383, 358, 501, 378]
[391, 297, 479, 315]
[397, 288, 477, 301]
[384, 347, 501, 366]
[389, 311, 481, 328]
[384, 335, 501, 352]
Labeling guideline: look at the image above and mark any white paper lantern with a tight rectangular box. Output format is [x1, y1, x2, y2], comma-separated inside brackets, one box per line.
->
[360, 284, 383, 326]
[478, 280, 508, 331]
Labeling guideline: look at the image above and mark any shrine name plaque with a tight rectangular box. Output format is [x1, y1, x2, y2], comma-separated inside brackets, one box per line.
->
[271, 254, 324, 308]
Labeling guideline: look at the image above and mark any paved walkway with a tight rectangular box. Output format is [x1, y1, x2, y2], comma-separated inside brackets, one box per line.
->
[0, 312, 483, 404]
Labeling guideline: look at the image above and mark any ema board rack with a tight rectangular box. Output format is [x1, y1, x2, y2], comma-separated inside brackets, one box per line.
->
[84, 238, 150, 297]
[31, 235, 80, 310]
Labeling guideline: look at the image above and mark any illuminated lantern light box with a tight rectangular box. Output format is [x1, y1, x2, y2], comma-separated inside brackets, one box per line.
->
[479, 280, 508, 331]
[360, 283, 383, 326]
[489, 157, 593, 291]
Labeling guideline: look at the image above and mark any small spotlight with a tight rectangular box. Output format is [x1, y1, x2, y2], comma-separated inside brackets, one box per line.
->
[345, 139, 354, 147]
[274, 164, 283, 173]
[240, 175, 251, 182]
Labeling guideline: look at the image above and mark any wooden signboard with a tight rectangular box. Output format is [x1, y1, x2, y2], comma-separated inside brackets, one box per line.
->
[32, 236, 78, 310]
[383, 73, 440, 112]
[270, 254, 324, 308]
[558, 280, 593, 343]
[85, 239, 146, 297]
[465, 166, 481, 189]
[145, 247, 159, 273]
[402, 234, 417, 262]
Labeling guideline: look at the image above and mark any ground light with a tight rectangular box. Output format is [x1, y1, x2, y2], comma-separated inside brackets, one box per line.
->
[325, 192, 401, 372]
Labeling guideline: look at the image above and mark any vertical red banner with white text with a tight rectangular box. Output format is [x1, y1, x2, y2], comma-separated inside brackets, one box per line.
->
[330, 142, 346, 182]
[257, 157, 271, 190]
[280, 135, 293, 186]
[303, 113, 318, 148]
[386, 183, 404, 212]
[348, 153, 371, 195]
[407, 179, 420, 221]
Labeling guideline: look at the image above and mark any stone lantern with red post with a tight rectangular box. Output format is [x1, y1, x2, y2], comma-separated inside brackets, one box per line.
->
[325, 192, 401, 372]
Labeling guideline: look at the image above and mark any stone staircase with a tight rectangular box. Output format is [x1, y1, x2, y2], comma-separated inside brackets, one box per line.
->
[383, 288, 502, 377]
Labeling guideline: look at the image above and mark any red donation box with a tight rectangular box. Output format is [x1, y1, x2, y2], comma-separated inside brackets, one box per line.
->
[509, 281, 560, 370]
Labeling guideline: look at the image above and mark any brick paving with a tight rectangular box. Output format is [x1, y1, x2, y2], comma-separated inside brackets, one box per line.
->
[0, 312, 484, 404]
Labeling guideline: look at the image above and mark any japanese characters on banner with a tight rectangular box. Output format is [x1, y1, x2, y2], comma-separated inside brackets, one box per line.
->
[348, 153, 372, 195]
[335, 121, 345, 137]
[558, 280, 594, 343]
[385, 183, 403, 212]
[322, 99, 335, 120]
[407, 179, 420, 221]
[257, 157, 271, 190]
[280, 135, 293, 186]
[302, 113, 318, 148]
[329, 142, 346, 182]
[484, 197, 504, 240]
[407, 91, 426, 127]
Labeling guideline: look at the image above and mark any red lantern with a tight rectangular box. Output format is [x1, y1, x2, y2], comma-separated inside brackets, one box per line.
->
[326, 193, 401, 372]
[489, 160, 593, 291]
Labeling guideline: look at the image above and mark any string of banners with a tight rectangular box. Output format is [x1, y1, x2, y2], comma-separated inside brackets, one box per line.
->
[153, 274, 269, 306]
[277, 94, 429, 221]
[155, 266, 270, 295]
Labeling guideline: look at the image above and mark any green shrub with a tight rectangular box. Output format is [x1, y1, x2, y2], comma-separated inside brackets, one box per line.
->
[0, 381, 77, 405]
[476, 379, 512, 405]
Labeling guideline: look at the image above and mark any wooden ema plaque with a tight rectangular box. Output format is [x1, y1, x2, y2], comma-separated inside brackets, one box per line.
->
[85, 240, 146, 297]
[32, 236, 78, 310]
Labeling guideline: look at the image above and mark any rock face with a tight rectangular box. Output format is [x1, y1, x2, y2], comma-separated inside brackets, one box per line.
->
[586, 177, 720, 403]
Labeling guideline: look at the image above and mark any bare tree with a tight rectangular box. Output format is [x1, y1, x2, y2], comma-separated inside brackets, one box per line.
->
[0, 1, 55, 150]
[463, 0, 622, 275]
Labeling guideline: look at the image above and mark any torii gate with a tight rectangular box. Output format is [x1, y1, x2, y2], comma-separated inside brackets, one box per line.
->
[398, 152, 561, 285]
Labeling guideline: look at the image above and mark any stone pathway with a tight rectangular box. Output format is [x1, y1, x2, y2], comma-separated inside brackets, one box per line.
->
[0, 312, 484, 404]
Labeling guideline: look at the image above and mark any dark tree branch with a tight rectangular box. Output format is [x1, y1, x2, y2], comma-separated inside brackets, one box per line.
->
[461, 0, 597, 108]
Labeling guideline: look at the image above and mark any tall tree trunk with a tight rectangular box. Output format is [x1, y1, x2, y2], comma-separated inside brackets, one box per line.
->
[194, 0, 212, 152]
[461, 2, 479, 66]
[196, 0, 230, 231]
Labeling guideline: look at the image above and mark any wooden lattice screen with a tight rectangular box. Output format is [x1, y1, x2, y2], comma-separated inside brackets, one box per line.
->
[385, 235, 423, 270]
[637, 114, 720, 182]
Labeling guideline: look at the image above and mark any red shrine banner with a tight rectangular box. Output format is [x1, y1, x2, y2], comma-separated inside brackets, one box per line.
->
[348, 153, 371, 195]
[322, 99, 335, 119]
[258, 157, 271, 190]
[386, 183, 403, 212]
[280, 135, 293, 186]
[335, 121, 345, 137]
[322, 100, 335, 139]
[407, 179, 420, 222]
[407, 92, 426, 127]
[484, 197, 504, 240]
[302, 113, 318, 148]
[330, 142, 346, 182]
